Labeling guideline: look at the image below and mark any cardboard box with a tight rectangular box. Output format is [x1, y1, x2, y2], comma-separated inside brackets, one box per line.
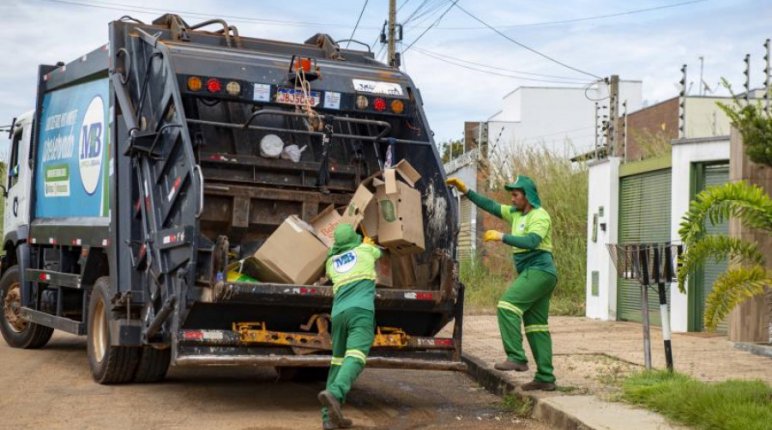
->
[310, 205, 342, 247]
[249, 215, 328, 284]
[339, 183, 374, 231]
[374, 166, 425, 255]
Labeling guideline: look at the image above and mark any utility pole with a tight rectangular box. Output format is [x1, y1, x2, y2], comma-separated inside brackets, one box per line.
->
[388, 0, 397, 68]
[606, 75, 620, 157]
[764, 39, 770, 115]
[698, 56, 704, 96]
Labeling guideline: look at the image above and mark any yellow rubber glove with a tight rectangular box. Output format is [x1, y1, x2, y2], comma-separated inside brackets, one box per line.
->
[483, 230, 504, 242]
[446, 177, 468, 194]
[363, 236, 375, 246]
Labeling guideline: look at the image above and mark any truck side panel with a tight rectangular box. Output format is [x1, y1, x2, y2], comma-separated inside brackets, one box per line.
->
[35, 78, 111, 219]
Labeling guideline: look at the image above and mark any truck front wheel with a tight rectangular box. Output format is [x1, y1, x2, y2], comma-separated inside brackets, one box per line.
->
[0, 265, 54, 349]
[87, 276, 140, 384]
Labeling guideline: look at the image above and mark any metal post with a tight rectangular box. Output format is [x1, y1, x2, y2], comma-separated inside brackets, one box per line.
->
[594, 102, 599, 160]
[638, 246, 652, 370]
[653, 246, 674, 371]
[607, 75, 619, 156]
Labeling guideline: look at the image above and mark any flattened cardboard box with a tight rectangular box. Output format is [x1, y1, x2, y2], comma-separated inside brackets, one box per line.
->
[250, 215, 328, 284]
[339, 183, 374, 233]
[310, 205, 342, 248]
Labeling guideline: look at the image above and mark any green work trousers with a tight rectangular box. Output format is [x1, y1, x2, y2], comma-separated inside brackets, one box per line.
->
[497, 268, 558, 383]
[321, 307, 375, 422]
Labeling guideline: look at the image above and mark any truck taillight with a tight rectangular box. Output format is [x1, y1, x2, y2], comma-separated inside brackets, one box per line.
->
[206, 78, 222, 93]
[373, 97, 387, 112]
[355, 95, 369, 110]
[225, 81, 241, 96]
[390, 99, 404, 114]
[187, 76, 202, 91]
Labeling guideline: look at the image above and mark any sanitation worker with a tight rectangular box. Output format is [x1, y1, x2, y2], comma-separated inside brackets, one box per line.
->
[446, 175, 558, 391]
[318, 223, 382, 429]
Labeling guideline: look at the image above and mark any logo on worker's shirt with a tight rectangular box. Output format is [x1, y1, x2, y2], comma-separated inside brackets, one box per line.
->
[78, 95, 105, 195]
[333, 251, 357, 273]
[519, 223, 526, 231]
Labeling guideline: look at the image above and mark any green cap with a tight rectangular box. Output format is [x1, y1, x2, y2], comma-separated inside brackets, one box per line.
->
[328, 223, 362, 257]
[504, 175, 541, 208]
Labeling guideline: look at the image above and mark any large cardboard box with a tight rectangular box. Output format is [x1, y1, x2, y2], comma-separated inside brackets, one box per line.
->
[249, 215, 328, 284]
[374, 165, 425, 255]
[339, 183, 374, 232]
[310, 205, 342, 247]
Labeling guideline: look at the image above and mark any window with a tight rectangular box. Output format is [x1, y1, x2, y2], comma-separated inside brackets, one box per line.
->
[7, 127, 22, 189]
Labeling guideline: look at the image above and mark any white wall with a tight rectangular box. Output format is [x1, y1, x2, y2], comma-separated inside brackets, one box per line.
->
[585, 157, 621, 320]
[669, 137, 730, 332]
[486, 82, 643, 161]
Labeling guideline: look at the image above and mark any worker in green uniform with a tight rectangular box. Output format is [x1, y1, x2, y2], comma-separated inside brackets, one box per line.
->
[318, 223, 382, 429]
[446, 175, 558, 391]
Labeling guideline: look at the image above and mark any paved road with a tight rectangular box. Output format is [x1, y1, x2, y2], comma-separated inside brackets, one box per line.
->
[0, 332, 547, 429]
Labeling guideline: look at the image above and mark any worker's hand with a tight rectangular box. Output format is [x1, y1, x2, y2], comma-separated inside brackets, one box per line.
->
[446, 177, 468, 194]
[363, 236, 376, 246]
[483, 230, 504, 242]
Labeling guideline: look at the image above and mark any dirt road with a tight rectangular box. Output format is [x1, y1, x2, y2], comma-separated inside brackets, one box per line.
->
[0, 332, 547, 429]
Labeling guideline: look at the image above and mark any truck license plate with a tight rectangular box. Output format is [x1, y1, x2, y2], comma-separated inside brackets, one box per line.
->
[276, 88, 321, 107]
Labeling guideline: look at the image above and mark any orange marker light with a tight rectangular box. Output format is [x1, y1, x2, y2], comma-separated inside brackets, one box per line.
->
[187, 76, 202, 91]
[390, 99, 404, 114]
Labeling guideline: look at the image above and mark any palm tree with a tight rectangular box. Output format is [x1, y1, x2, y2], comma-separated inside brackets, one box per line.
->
[677, 181, 772, 331]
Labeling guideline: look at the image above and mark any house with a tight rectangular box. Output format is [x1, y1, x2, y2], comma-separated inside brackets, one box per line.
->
[584, 93, 754, 334]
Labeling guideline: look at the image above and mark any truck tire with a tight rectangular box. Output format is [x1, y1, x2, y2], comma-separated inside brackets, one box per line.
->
[0, 265, 54, 349]
[133, 346, 171, 383]
[87, 276, 140, 384]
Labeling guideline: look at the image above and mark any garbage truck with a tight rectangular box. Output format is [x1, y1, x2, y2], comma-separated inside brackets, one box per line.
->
[0, 14, 463, 384]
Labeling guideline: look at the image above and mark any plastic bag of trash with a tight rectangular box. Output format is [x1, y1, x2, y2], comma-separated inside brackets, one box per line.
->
[281, 144, 307, 163]
[259, 134, 284, 158]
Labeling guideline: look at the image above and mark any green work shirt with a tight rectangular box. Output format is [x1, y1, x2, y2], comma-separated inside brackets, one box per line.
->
[326, 243, 382, 317]
[500, 205, 557, 277]
[467, 190, 557, 277]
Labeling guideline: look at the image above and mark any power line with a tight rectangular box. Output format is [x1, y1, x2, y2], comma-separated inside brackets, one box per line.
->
[411, 47, 591, 81]
[403, 0, 458, 53]
[346, 0, 369, 49]
[436, 0, 709, 30]
[451, 3, 602, 79]
[413, 48, 594, 85]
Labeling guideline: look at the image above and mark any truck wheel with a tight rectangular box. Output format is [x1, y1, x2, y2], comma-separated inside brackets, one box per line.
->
[133, 346, 171, 383]
[0, 265, 54, 349]
[87, 276, 139, 384]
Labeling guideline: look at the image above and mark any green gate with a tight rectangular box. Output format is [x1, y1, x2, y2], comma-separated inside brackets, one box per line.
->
[617, 168, 672, 324]
[689, 163, 730, 332]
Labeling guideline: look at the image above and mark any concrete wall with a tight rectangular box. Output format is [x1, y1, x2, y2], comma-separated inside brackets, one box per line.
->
[685, 97, 732, 138]
[669, 136, 730, 332]
[585, 157, 621, 320]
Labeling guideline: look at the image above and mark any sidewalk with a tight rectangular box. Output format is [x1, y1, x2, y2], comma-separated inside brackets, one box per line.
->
[455, 315, 772, 429]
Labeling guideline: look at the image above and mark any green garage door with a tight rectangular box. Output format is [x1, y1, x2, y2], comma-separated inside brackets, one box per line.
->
[617, 169, 672, 324]
[690, 163, 730, 333]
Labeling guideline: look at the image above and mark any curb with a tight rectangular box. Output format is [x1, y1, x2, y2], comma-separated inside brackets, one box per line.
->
[733, 342, 772, 358]
[462, 353, 592, 430]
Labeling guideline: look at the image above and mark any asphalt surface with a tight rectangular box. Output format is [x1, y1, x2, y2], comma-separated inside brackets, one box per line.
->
[0, 332, 547, 429]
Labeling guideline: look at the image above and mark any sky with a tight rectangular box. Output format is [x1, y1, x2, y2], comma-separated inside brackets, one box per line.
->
[0, 0, 770, 152]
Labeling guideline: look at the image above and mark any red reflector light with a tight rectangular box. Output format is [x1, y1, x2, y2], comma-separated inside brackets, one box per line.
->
[206, 78, 222, 93]
[182, 330, 204, 341]
[373, 97, 387, 112]
[416, 292, 433, 300]
[434, 338, 454, 347]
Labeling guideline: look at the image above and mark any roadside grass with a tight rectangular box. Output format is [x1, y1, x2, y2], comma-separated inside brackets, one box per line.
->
[621, 370, 772, 430]
[460, 146, 587, 316]
[502, 393, 534, 418]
